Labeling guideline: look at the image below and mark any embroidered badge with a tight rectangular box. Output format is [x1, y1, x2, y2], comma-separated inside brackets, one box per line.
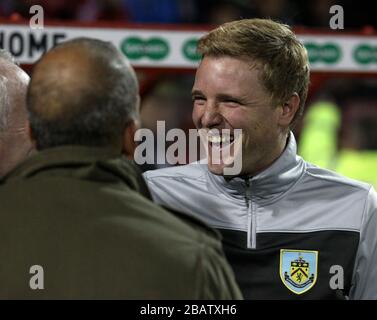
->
[280, 249, 318, 294]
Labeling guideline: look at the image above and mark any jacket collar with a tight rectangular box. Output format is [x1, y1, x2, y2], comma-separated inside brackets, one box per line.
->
[3, 145, 151, 198]
[207, 132, 305, 204]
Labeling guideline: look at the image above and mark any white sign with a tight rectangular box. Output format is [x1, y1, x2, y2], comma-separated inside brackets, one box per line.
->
[1, 23, 377, 72]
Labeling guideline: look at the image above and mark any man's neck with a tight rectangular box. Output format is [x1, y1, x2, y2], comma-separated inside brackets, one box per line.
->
[241, 133, 289, 178]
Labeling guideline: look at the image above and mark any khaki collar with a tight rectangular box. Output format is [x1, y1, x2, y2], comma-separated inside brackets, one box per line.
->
[2, 145, 151, 198]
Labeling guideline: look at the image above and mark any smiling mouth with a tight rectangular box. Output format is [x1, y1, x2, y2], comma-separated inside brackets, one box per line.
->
[207, 133, 235, 148]
[198, 128, 243, 174]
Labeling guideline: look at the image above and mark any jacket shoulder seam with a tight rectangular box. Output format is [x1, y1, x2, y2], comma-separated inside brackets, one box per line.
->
[304, 169, 371, 192]
[359, 185, 374, 241]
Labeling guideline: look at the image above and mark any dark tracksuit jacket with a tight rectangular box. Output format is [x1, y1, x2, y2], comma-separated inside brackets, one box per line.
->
[0, 146, 242, 299]
[144, 132, 377, 299]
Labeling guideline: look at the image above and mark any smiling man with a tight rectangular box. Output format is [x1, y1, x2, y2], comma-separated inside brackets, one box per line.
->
[144, 19, 377, 299]
[191, 54, 294, 177]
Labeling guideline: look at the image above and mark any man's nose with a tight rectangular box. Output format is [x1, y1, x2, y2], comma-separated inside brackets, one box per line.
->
[201, 102, 222, 128]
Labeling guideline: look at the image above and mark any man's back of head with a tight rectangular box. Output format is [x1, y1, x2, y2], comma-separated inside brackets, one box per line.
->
[27, 38, 140, 153]
[0, 49, 34, 177]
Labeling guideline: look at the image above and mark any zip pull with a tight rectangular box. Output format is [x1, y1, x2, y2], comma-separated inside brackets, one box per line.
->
[245, 178, 252, 201]
[244, 178, 256, 249]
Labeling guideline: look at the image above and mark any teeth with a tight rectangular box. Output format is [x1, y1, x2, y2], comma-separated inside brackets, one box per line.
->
[208, 135, 233, 144]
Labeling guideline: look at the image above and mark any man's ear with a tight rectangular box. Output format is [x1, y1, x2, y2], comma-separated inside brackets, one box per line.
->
[122, 119, 139, 160]
[278, 93, 300, 127]
[26, 121, 37, 148]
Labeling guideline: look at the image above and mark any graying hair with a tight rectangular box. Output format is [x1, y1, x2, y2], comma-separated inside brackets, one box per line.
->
[0, 49, 18, 65]
[0, 49, 17, 133]
[0, 75, 9, 132]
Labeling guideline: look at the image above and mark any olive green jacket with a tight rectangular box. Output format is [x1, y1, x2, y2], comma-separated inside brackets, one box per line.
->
[0, 146, 242, 299]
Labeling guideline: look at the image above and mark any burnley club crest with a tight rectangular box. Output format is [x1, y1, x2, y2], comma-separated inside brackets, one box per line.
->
[280, 249, 318, 295]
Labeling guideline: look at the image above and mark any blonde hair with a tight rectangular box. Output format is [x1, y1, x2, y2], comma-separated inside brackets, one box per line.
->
[197, 19, 310, 126]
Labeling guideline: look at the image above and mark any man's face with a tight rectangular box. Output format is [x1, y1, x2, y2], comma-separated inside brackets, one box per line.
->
[192, 56, 285, 176]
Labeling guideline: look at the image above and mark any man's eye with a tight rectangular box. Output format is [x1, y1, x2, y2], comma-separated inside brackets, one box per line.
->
[223, 99, 240, 105]
[193, 96, 206, 102]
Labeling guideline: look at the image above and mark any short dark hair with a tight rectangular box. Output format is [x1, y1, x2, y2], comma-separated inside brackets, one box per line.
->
[27, 38, 139, 150]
